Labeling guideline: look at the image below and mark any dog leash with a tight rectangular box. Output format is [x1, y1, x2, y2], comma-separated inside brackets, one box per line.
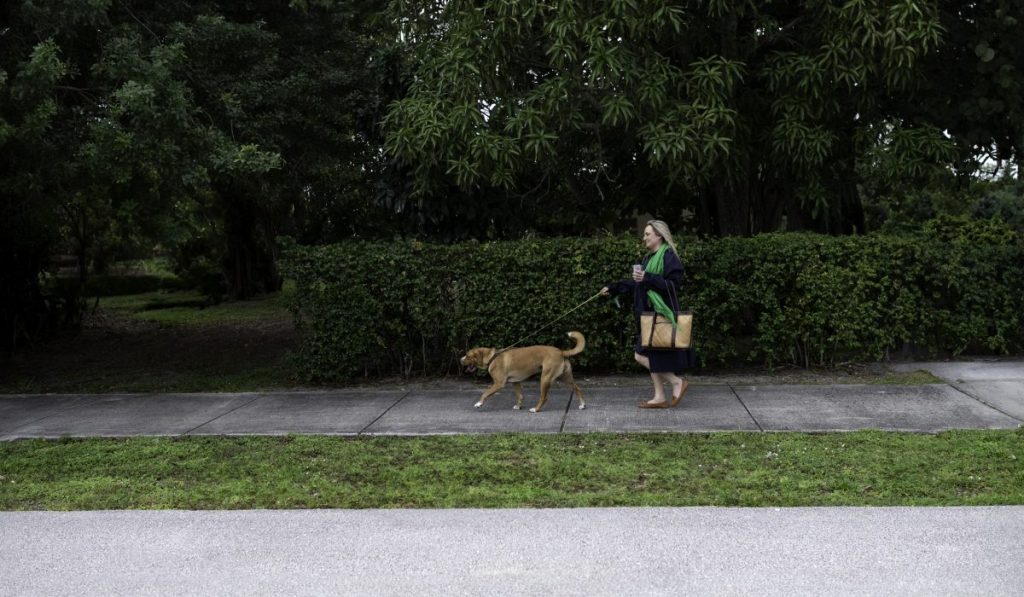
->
[484, 291, 604, 369]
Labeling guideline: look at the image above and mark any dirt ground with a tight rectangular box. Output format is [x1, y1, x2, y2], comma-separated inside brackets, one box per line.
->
[0, 307, 300, 393]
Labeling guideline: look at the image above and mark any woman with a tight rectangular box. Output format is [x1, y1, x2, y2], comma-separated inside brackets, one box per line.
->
[600, 220, 695, 408]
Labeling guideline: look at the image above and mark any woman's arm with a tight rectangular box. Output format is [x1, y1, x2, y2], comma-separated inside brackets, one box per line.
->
[603, 279, 636, 295]
[640, 250, 684, 293]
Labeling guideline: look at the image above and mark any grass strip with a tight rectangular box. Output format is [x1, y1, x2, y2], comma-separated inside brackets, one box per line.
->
[98, 288, 294, 326]
[1, 430, 1021, 510]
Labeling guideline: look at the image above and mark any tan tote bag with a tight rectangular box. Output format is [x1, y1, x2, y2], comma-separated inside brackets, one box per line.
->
[639, 311, 693, 349]
[638, 281, 692, 349]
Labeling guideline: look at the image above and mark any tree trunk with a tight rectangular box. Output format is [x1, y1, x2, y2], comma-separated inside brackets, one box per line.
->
[704, 159, 789, 236]
[220, 185, 283, 300]
[712, 181, 751, 236]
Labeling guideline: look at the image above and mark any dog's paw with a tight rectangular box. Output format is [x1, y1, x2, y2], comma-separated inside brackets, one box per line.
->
[512, 405, 521, 410]
[529, 407, 539, 413]
[578, 404, 586, 410]
[474, 402, 483, 408]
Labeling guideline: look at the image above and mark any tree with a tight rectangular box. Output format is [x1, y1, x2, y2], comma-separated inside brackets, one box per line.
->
[384, 0, 958, 236]
[914, 0, 1024, 180]
[1, 34, 71, 348]
[0, 0, 398, 349]
[155, 1, 400, 296]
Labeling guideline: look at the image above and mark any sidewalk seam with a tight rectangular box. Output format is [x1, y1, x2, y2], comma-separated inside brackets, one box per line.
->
[730, 385, 764, 432]
[359, 391, 411, 435]
[949, 383, 1024, 424]
[181, 394, 266, 436]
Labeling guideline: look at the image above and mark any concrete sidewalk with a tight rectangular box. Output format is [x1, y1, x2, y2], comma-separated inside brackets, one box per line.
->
[2, 361, 1021, 439]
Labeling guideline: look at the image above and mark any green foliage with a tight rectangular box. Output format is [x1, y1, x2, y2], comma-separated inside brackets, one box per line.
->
[4, 0, 1023, 352]
[1, 0, 401, 349]
[281, 233, 1024, 380]
[281, 236, 638, 379]
[863, 177, 1024, 235]
[913, 0, 1024, 177]
[384, 0, 953, 235]
[696, 231, 1022, 365]
[973, 179, 1024, 234]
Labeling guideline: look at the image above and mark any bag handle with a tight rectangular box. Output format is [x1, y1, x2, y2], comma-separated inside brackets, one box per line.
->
[666, 277, 681, 315]
[667, 280, 679, 347]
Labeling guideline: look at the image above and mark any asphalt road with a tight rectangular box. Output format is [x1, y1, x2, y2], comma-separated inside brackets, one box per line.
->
[3, 507, 1023, 596]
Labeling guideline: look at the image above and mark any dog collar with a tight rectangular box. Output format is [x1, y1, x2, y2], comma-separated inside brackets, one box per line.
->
[483, 348, 506, 371]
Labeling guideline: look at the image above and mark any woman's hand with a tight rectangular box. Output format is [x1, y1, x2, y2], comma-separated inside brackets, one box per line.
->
[631, 269, 645, 282]
[599, 286, 610, 296]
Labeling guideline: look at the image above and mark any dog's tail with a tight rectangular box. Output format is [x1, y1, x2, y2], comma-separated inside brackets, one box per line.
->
[562, 331, 586, 357]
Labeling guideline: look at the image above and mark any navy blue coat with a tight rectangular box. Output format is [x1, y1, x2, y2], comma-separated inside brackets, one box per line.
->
[606, 248, 696, 373]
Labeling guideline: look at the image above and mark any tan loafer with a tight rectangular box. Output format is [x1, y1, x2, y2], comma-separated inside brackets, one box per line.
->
[670, 381, 690, 407]
[639, 400, 670, 409]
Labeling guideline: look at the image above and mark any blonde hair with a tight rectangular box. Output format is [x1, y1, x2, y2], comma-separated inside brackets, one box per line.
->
[646, 219, 678, 255]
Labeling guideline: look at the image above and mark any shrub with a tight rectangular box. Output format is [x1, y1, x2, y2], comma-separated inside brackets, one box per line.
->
[281, 233, 1024, 381]
[973, 180, 1024, 235]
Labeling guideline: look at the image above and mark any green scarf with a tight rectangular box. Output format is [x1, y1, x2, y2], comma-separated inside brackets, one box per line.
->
[644, 243, 678, 328]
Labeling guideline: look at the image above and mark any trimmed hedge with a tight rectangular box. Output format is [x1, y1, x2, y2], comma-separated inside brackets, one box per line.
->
[280, 232, 1024, 381]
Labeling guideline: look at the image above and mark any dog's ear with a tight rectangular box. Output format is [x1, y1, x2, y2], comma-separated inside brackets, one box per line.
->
[467, 347, 492, 366]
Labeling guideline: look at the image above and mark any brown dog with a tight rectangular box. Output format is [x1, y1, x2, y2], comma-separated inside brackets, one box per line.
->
[460, 331, 586, 412]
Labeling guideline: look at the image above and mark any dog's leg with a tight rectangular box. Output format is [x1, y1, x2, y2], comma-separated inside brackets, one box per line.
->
[512, 383, 524, 410]
[531, 370, 556, 413]
[475, 379, 506, 409]
[560, 365, 585, 410]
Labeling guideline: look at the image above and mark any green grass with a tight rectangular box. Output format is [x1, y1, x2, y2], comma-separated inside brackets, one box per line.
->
[862, 370, 944, 385]
[105, 257, 179, 278]
[99, 282, 294, 326]
[1, 430, 1021, 510]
